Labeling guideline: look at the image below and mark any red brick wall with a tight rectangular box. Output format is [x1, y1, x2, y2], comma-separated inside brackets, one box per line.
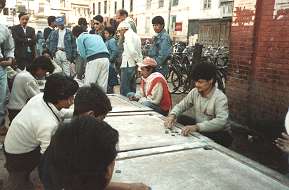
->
[228, 0, 289, 126]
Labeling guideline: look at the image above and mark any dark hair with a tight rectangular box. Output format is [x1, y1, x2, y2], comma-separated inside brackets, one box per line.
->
[42, 49, 52, 58]
[47, 16, 56, 26]
[73, 84, 112, 117]
[117, 9, 128, 17]
[93, 15, 104, 23]
[43, 73, 79, 104]
[72, 25, 85, 38]
[26, 56, 55, 74]
[192, 63, 217, 84]
[18, 12, 28, 20]
[48, 116, 119, 190]
[78, 17, 88, 26]
[152, 16, 165, 25]
[103, 27, 115, 36]
[0, 0, 6, 8]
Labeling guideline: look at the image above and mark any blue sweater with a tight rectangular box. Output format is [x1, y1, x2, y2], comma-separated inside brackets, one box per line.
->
[105, 37, 119, 63]
[76, 32, 109, 59]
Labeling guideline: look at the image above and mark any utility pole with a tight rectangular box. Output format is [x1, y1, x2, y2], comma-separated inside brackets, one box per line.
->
[27, 0, 30, 13]
[167, 0, 172, 34]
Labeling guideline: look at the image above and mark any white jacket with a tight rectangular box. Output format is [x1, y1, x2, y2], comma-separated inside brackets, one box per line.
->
[121, 29, 142, 68]
[5, 93, 73, 154]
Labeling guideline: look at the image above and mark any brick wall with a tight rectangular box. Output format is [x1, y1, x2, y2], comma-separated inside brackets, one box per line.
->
[228, 0, 289, 126]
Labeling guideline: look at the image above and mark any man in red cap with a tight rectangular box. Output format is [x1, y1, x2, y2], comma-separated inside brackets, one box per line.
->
[129, 57, 172, 115]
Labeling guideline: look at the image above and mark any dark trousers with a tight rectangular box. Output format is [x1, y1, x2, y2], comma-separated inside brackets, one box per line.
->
[3, 147, 41, 190]
[177, 115, 233, 147]
[120, 66, 136, 96]
[8, 109, 20, 123]
[16, 53, 33, 70]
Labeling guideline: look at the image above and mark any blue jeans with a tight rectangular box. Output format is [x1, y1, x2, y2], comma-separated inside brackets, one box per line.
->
[0, 68, 7, 126]
[120, 66, 136, 96]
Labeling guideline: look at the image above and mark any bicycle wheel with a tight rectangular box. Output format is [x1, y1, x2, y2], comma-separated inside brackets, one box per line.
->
[169, 69, 182, 94]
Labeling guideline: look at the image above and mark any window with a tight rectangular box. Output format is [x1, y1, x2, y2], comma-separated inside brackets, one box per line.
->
[98, 2, 101, 14]
[114, 1, 117, 13]
[104, 1, 107, 14]
[203, 0, 212, 9]
[93, 3, 95, 15]
[146, 0, 152, 9]
[130, 0, 133, 12]
[122, 0, 125, 9]
[159, 0, 164, 8]
[172, 0, 178, 6]
[171, 15, 176, 31]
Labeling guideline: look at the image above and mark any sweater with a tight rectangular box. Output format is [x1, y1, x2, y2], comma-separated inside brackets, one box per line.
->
[170, 87, 229, 132]
[4, 93, 73, 154]
[138, 72, 172, 112]
[7, 70, 40, 110]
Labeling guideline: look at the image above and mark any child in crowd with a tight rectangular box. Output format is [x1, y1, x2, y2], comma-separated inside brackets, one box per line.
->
[104, 27, 119, 93]
[7, 56, 55, 121]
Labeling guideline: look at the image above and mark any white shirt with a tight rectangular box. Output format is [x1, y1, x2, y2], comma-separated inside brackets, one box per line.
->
[7, 70, 40, 110]
[4, 93, 73, 154]
[121, 29, 142, 68]
[57, 29, 66, 49]
[285, 109, 289, 133]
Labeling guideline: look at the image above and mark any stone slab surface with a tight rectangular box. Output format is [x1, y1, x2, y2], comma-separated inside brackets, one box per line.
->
[108, 94, 152, 113]
[113, 147, 289, 190]
[104, 114, 203, 152]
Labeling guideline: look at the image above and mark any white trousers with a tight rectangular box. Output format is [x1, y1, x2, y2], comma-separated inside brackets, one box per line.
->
[54, 50, 71, 76]
[84, 57, 109, 93]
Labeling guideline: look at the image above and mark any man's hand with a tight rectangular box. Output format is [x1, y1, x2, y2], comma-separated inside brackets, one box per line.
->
[129, 96, 139, 101]
[106, 182, 150, 190]
[128, 183, 151, 190]
[181, 125, 199, 136]
[275, 133, 289, 153]
[164, 114, 176, 129]
[0, 58, 13, 66]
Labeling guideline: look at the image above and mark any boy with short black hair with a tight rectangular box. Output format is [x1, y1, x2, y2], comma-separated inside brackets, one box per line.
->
[40, 83, 150, 190]
[164, 62, 232, 147]
[3, 73, 79, 190]
[7, 56, 55, 121]
[45, 116, 119, 190]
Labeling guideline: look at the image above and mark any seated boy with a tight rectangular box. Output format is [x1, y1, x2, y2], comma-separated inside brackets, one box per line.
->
[128, 57, 172, 115]
[7, 56, 55, 121]
[3, 73, 78, 190]
[40, 84, 150, 190]
[44, 116, 119, 190]
[164, 62, 232, 147]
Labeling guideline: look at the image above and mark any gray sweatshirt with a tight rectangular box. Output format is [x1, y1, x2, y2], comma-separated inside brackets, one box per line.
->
[170, 87, 229, 132]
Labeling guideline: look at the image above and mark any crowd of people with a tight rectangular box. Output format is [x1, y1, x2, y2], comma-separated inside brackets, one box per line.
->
[0, 0, 289, 189]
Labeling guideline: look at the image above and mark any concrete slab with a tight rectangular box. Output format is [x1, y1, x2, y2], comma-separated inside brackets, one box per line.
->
[113, 147, 289, 190]
[107, 94, 152, 113]
[104, 114, 205, 152]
